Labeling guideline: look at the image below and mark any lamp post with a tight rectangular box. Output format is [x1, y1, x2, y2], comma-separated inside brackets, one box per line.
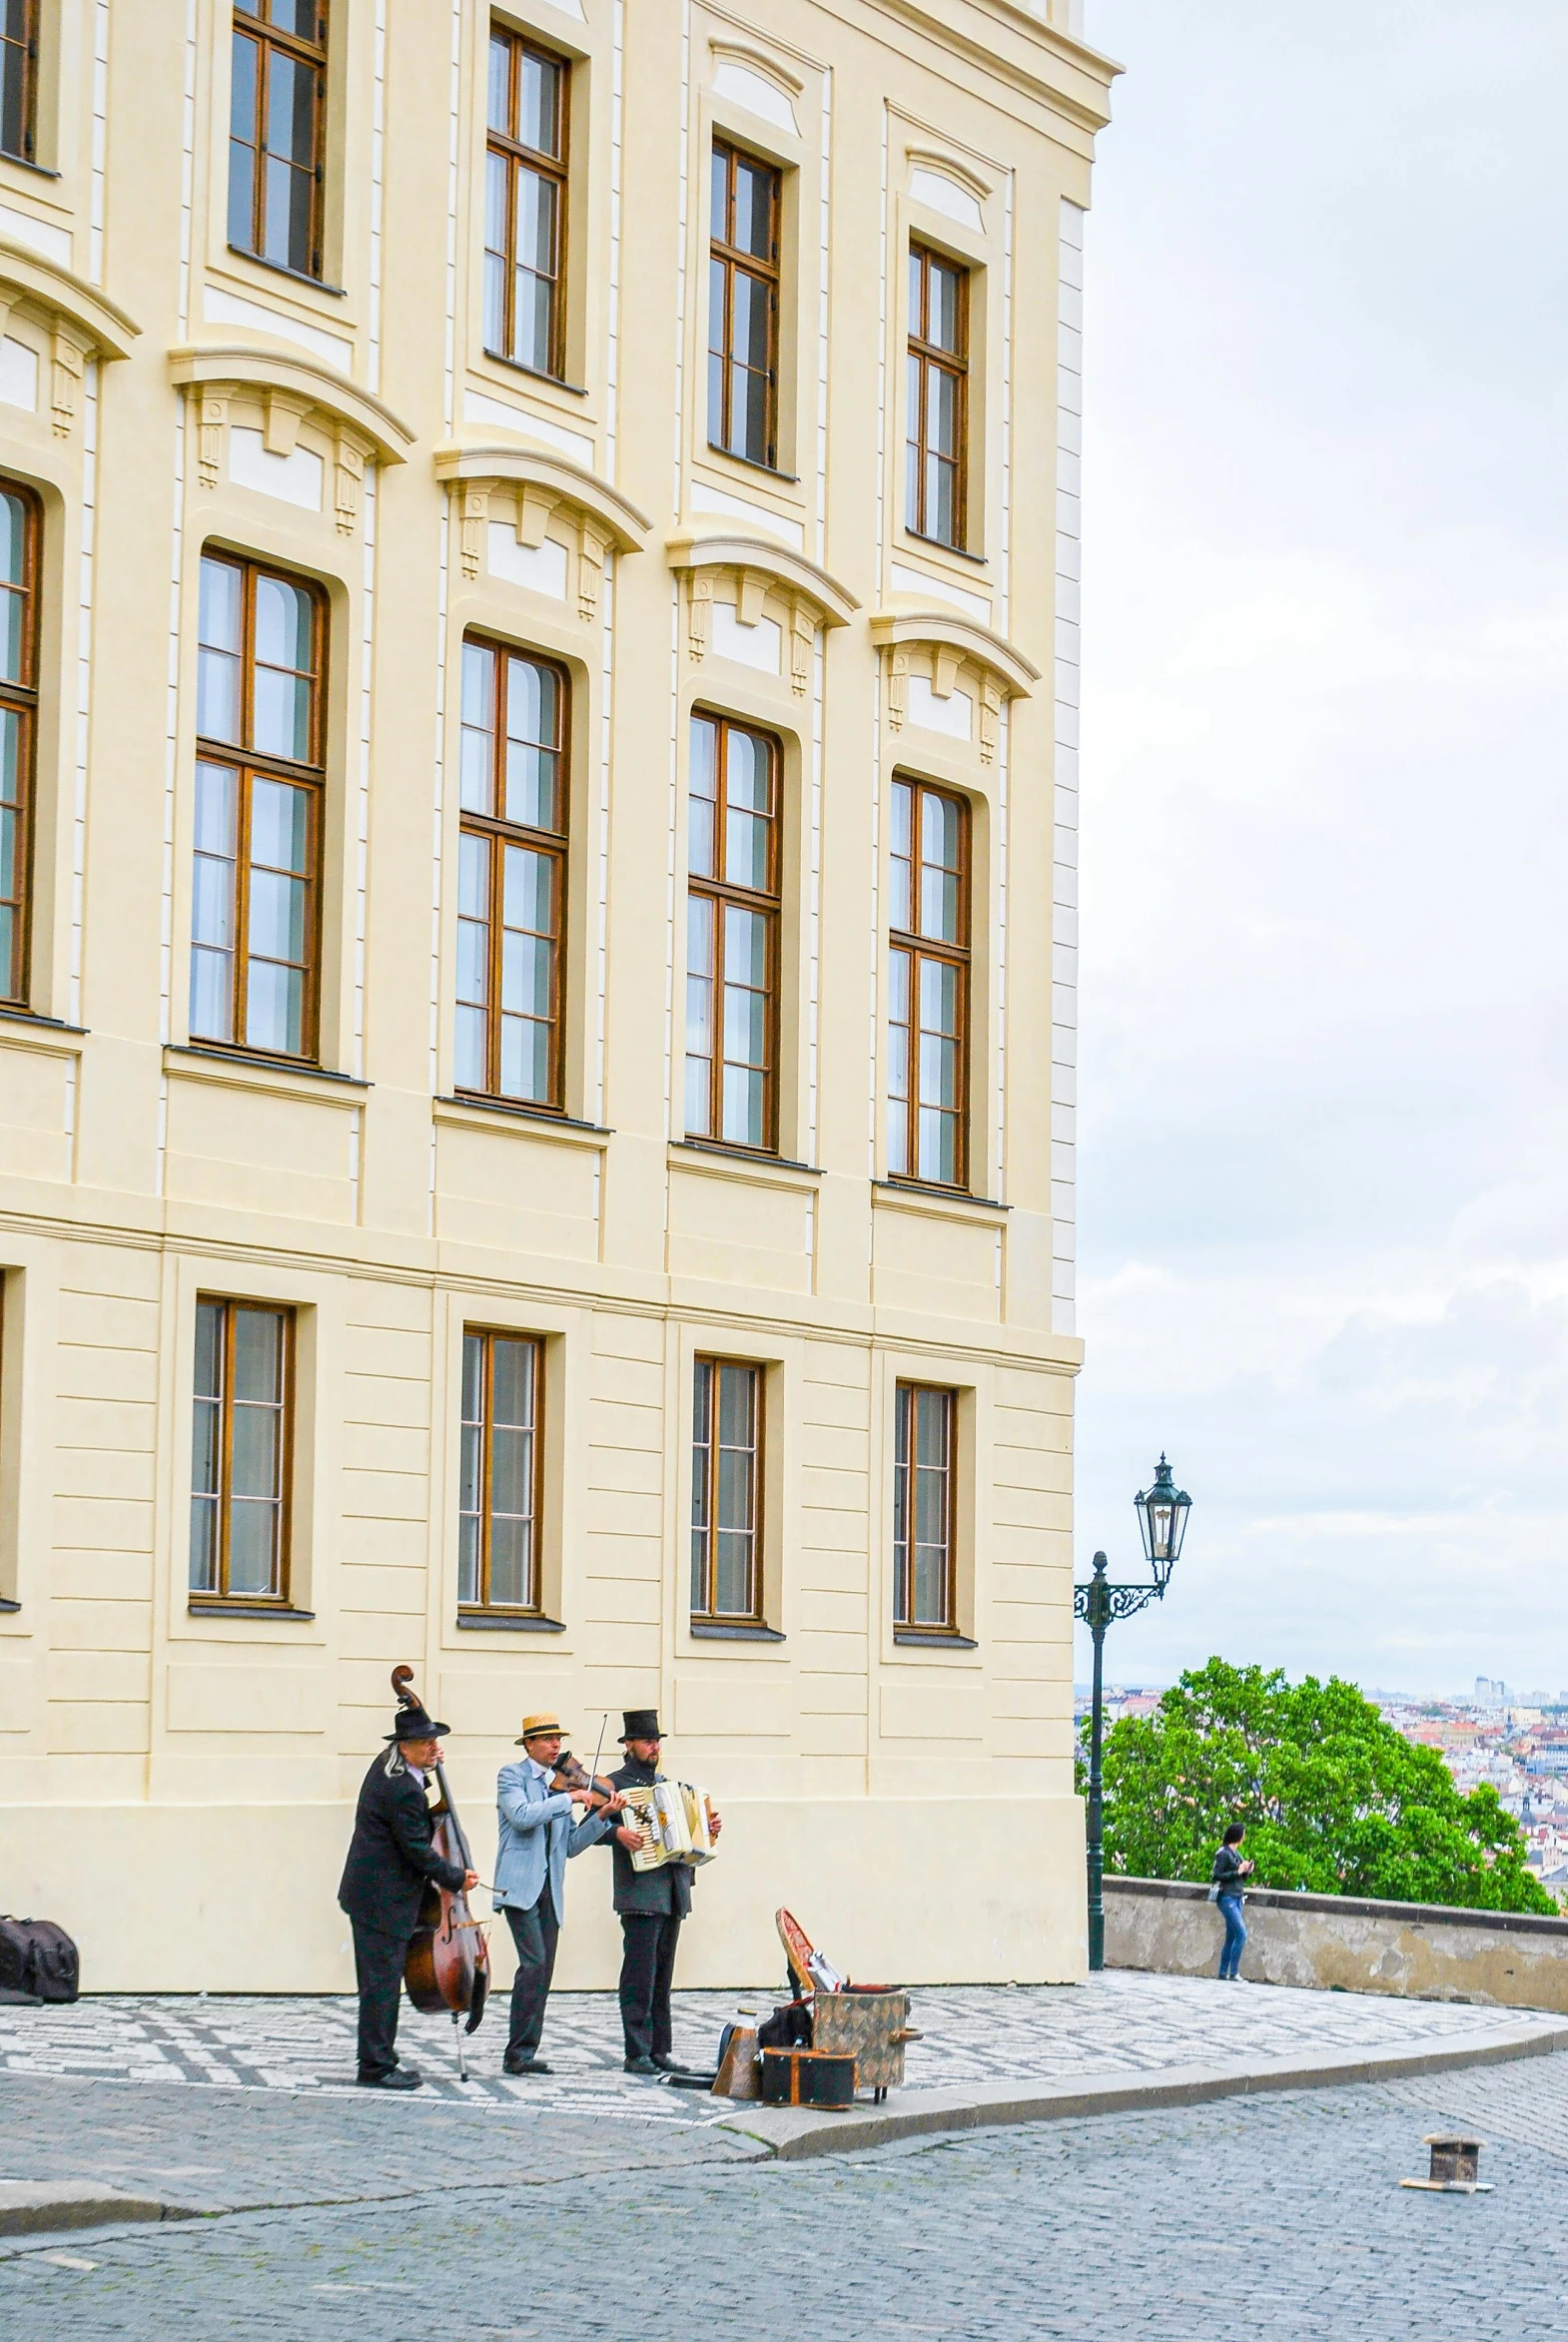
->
[1075, 1454, 1191, 1972]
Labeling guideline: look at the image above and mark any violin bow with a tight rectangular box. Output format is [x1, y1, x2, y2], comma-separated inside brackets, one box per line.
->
[586, 1715, 609, 1811]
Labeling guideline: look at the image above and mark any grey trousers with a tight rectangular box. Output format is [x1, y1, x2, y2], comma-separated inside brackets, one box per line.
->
[503, 1889, 560, 2062]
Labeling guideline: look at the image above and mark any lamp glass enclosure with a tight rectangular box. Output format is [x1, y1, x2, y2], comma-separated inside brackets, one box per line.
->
[1136, 1453, 1190, 1590]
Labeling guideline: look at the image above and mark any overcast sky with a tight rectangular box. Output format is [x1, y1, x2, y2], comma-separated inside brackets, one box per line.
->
[1073, 1, 1568, 1699]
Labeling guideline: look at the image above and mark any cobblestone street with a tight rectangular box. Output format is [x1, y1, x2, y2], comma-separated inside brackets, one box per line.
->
[0, 1967, 1550, 2114]
[1, 2051, 1564, 2339]
[1, 1977, 1563, 2337]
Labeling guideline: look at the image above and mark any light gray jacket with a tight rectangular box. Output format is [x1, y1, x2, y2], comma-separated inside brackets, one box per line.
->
[493, 1760, 613, 1925]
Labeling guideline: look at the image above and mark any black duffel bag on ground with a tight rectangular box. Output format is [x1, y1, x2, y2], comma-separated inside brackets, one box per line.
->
[0, 1916, 80, 2002]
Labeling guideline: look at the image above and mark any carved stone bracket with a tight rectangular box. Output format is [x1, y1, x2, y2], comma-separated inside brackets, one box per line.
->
[169, 345, 412, 526]
[0, 241, 138, 442]
[667, 531, 858, 689]
[870, 608, 1039, 764]
[433, 443, 651, 609]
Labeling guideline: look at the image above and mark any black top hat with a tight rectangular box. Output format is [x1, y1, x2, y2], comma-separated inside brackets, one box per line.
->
[386, 1702, 450, 1743]
[620, 1709, 662, 1742]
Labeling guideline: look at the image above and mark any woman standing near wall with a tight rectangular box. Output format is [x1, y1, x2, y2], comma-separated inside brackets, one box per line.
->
[1210, 1822, 1254, 1979]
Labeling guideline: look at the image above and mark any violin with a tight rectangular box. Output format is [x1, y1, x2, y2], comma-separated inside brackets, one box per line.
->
[390, 1665, 490, 2049]
[548, 1749, 623, 1814]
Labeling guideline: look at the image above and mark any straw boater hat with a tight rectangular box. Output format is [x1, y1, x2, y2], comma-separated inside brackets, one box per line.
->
[514, 1712, 568, 1745]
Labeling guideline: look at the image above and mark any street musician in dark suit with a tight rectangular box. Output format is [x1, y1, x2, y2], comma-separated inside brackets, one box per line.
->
[603, 1708, 721, 2077]
[338, 1693, 476, 2090]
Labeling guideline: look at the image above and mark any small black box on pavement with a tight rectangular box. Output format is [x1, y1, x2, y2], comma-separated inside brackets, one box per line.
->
[760, 2048, 857, 2109]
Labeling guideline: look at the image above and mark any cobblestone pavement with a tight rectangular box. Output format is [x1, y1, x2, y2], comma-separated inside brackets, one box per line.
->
[0, 1968, 1549, 2119]
[1, 2051, 1563, 2339]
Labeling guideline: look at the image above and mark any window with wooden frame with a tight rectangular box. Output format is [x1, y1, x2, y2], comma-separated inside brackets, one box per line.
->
[0, 480, 39, 1011]
[484, 24, 568, 379]
[906, 243, 969, 549]
[0, 0, 39, 165]
[893, 1381, 958, 1634]
[708, 140, 780, 469]
[229, 1, 329, 282]
[691, 1356, 763, 1623]
[190, 1297, 295, 1605]
[685, 712, 779, 1154]
[458, 1327, 543, 1617]
[191, 552, 325, 1062]
[888, 778, 970, 1189]
[455, 638, 568, 1111]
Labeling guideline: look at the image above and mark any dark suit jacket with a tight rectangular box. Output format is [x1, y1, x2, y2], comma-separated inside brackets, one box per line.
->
[338, 1749, 467, 1939]
[602, 1757, 693, 1920]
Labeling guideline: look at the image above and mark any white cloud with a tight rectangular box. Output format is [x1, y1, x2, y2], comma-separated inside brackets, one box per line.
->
[1076, 1, 1568, 1696]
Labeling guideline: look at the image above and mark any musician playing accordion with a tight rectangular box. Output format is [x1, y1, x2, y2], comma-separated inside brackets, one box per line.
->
[603, 1708, 722, 2076]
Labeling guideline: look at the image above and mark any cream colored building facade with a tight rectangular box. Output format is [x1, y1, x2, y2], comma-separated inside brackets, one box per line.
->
[0, 0, 1114, 1991]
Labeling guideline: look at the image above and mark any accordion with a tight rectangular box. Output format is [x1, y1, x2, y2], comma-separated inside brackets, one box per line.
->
[621, 1779, 718, 1871]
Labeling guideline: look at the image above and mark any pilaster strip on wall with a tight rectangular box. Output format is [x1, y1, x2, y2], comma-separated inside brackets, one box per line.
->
[999, 168, 1015, 633]
[89, 2, 110, 286]
[427, 496, 452, 1230]
[996, 699, 1010, 1208]
[353, 470, 377, 1081]
[594, 557, 614, 1125]
[606, 0, 624, 468]
[369, 0, 387, 393]
[672, 0, 691, 518]
[815, 67, 831, 566]
[69, 363, 100, 1035]
[664, 582, 679, 1147]
[442, 0, 462, 433]
[868, 107, 890, 1180]
[1051, 198, 1085, 1337]
[807, 630, 824, 1161]
[177, 0, 197, 337]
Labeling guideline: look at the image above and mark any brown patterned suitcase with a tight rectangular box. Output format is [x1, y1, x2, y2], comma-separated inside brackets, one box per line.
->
[810, 1988, 918, 2095]
[759, 2047, 857, 2109]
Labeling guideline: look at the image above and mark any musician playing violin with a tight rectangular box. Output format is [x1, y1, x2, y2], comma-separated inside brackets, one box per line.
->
[337, 1693, 478, 2091]
[492, 1712, 625, 2075]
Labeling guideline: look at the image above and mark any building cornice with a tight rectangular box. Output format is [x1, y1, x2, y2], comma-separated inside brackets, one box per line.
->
[864, 0, 1120, 131]
[0, 239, 140, 359]
[434, 442, 650, 553]
[168, 345, 414, 465]
[870, 607, 1040, 698]
[667, 530, 859, 628]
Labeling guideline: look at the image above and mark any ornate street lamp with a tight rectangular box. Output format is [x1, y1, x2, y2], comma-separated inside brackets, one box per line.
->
[1074, 1454, 1191, 1972]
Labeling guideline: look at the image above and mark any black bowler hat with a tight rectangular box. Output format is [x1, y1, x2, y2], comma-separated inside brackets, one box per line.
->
[386, 1701, 450, 1743]
[620, 1709, 662, 1742]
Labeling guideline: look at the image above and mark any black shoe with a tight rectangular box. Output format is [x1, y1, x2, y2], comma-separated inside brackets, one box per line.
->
[503, 2054, 551, 2075]
[357, 2066, 422, 2090]
[623, 2054, 662, 2077]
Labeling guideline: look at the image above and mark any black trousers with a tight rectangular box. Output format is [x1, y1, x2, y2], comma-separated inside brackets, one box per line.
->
[618, 1911, 682, 2061]
[503, 1889, 560, 2062]
[351, 1919, 412, 2078]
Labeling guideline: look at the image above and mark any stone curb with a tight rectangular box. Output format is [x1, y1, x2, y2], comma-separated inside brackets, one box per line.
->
[715, 2019, 1568, 2162]
[0, 2182, 194, 2237]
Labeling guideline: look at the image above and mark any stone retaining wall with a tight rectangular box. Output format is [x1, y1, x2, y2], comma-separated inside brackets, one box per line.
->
[1104, 1877, 1568, 2011]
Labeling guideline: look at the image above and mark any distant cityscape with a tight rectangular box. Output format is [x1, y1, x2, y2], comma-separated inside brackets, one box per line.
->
[1073, 1677, 1568, 1904]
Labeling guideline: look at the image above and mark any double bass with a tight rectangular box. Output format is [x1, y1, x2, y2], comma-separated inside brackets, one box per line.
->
[390, 1665, 489, 2064]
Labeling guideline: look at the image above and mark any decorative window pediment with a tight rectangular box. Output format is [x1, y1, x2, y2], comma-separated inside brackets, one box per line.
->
[0, 238, 139, 439]
[870, 608, 1039, 765]
[668, 530, 858, 697]
[434, 443, 651, 621]
[169, 345, 414, 535]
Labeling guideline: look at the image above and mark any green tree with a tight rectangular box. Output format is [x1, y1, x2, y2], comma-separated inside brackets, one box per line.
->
[1078, 1658, 1553, 1915]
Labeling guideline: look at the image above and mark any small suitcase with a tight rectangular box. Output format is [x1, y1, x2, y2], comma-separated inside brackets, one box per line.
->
[759, 2046, 857, 2109]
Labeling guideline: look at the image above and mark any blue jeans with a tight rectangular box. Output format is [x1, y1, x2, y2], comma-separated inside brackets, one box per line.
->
[1216, 1894, 1246, 1977]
